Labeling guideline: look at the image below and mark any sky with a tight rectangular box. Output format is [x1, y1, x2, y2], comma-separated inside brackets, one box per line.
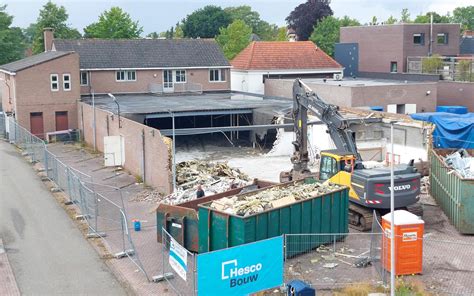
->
[2, 0, 472, 35]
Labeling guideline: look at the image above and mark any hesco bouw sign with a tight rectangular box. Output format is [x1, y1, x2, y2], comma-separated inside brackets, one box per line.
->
[197, 236, 283, 296]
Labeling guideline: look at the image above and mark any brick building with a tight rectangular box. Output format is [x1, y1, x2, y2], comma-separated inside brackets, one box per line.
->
[0, 51, 80, 138]
[337, 23, 460, 74]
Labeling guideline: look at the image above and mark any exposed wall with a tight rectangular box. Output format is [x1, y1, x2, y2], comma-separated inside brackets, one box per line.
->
[265, 79, 437, 112]
[13, 53, 80, 134]
[79, 102, 172, 193]
[0, 72, 14, 113]
[437, 81, 474, 111]
[341, 25, 404, 73]
[82, 68, 231, 94]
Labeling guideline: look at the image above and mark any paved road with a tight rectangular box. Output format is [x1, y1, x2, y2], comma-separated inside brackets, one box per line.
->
[0, 141, 127, 295]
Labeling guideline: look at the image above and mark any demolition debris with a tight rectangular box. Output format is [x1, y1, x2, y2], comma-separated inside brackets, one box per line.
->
[445, 149, 474, 178]
[210, 181, 341, 217]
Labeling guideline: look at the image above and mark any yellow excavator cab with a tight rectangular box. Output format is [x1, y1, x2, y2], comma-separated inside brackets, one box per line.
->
[319, 150, 359, 201]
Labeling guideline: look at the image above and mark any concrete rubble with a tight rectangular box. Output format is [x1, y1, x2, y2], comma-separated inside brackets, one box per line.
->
[133, 160, 250, 205]
[210, 181, 341, 216]
[445, 149, 474, 178]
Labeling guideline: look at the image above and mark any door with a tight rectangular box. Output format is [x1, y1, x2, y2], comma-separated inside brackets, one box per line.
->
[104, 135, 125, 166]
[163, 70, 174, 93]
[55, 111, 68, 131]
[30, 112, 44, 138]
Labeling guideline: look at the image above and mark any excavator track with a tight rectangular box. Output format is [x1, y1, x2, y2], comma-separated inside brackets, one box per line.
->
[349, 203, 375, 232]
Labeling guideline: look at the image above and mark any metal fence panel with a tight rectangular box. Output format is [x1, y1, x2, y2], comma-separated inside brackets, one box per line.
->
[162, 228, 197, 296]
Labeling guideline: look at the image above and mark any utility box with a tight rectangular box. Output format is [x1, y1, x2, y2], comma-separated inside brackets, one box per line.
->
[287, 280, 315, 296]
[382, 210, 424, 275]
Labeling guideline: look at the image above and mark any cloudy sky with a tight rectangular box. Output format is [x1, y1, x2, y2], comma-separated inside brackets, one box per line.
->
[3, 0, 471, 34]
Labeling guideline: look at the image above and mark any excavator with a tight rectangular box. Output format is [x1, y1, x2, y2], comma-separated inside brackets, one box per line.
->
[280, 79, 423, 231]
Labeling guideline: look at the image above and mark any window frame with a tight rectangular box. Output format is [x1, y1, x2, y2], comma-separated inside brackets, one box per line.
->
[175, 70, 186, 83]
[390, 61, 398, 73]
[50, 74, 59, 92]
[115, 70, 137, 82]
[437, 33, 448, 45]
[63, 73, 71, 91]
[80, 71, 88, 86]
[413, 33, 425, 45]
[209, 69, 226, 82]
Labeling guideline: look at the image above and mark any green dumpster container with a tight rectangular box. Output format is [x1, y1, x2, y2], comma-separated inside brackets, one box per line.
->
[198, 181, 349, 255]
[430, 149, 474, 234]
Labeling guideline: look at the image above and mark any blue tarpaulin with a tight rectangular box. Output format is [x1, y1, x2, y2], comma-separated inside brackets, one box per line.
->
[411, 112, 474, 149]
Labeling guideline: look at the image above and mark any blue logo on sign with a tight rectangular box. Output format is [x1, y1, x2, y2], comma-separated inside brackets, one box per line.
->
[197, 236, 283, 296]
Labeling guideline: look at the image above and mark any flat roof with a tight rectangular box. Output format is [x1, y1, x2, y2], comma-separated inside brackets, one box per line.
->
[83, 92, 292, 117]
[292, 78, 434, 87]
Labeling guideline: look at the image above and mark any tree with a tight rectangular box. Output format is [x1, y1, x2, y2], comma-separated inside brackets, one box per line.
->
[385, 16, 398, 25]
[174, 22, 184, 38]
[23, 23, 37, 45]
[146, 32, 159, 39]
[84, 7, 142, 39]
[224, 6, 260, 32]
[370, 16, 378, 25]
[286, 0, 333, 41]
[401, 8, 411, 23]
[32, 1, 81, 54]
[275, 27, 288, 41]
[452, 6, 474, 31]
[216, 20, 252, 60]
[0, 5, 26, 64]
[413, 12, 450, 24]
[182, 5, 231, 38]
[309, 15, 359, 56]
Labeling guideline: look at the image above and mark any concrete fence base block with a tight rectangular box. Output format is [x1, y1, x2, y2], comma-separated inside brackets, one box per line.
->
[50, 187, 61, 193]
[152, 273, 174, 283]
[75, 214, 91, 220]
[36, 168, 45, 172]
[64, 200, 77, 205]
[21, 152, 30, 156]
[86, 232, 107, 238]
[40, 176, 50, 182]
[114, 249, 135, 259]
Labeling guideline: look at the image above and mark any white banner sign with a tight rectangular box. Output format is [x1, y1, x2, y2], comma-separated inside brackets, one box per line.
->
[169, 238, 188, 281]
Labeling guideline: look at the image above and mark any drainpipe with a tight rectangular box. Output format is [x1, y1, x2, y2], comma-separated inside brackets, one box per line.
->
[141, 129, 146, 184]
[429, 13, 433, 57]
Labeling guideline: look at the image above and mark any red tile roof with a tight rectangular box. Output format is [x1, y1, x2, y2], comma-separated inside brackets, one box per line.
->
[231, 41, 342, 70]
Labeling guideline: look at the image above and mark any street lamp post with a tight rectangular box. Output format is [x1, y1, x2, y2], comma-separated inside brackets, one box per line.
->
[107, 93, 121, 128]
[168, 109, 176, 192]
[390, 121, 395, 296]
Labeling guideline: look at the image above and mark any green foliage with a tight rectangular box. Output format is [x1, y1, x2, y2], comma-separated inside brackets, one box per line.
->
[182, 5, 231, 38]
[32, 1, 81, 54]
[275, 27, 288, 41]
[216, 20, 252, 60]
[456, 60, 473, 82]
[0, 5, 26, 64]
[422, 55, 443, 74]
[452, 6, 474, 31]
[225, 6, 260, 32]
[146, 32, 159, 39]
[23, 23, 37, 44]
[83, 7, 142, 39]
[413, 12, 451, 24]
[371, 16, 378, 25]
[401, 8, 411, 23]
[309, 15, 360, 57]
[385, 15, 398, 25]
[286, 0, 333, 41]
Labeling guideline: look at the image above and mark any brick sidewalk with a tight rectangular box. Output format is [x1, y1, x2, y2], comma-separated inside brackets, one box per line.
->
[0, 238, 20, 296]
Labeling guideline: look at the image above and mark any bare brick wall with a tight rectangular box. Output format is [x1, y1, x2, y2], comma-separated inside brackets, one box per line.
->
[437, 81, 474, 111]
[81, 68, 231, 94]
[79, 102, 172, 193]
[4, 53, 80, 134]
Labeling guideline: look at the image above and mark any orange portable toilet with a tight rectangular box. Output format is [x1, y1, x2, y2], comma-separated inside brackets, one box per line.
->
[382, 210, 424, 275]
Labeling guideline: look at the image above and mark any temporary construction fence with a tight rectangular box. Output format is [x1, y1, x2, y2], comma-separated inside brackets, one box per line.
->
[1, 114, 149, 281]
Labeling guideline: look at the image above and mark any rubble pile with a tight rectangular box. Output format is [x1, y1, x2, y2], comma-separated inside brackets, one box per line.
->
[135, 161, 251, 205]
[210, 181, 341, 217]
[445, 149, 474, 178]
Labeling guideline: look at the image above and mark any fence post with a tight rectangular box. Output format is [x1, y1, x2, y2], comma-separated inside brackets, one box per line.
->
[44, 149, 49, 177]
[194, 254, 197, 296]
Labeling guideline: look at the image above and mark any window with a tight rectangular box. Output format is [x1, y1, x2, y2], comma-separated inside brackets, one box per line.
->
[319, 155, 338, 180]
[413, 33, 425, 45]
[63, 74, 71, 91]
[175, 70, 186, 83]
[50, 74, 59, 91]
[116, 70, 136, 82]
[209, 69, 226, 82]
[390, 61, 398, 73]
[437, 33, 448, 44]
[80, 71, 88, 86]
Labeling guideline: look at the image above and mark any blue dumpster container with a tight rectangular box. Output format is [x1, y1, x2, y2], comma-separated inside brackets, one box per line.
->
[370, 106, 384, 112]
[287, 280, 315, 296]
[436, 106, 468, 114]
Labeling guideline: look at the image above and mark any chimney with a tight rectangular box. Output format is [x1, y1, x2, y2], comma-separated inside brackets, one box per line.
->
[43, 27, 54, 52]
